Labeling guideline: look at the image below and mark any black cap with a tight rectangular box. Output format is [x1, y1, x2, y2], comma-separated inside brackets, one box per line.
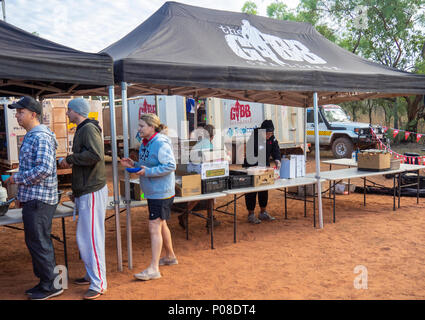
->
[8, 96, 42, 115]
[260, 119, 274, 132]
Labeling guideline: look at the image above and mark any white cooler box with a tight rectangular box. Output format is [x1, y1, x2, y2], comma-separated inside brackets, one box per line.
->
[187, 160, 229, 180]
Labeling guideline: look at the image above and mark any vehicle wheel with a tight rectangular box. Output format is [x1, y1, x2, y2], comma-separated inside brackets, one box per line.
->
[331, 137, 354, 159]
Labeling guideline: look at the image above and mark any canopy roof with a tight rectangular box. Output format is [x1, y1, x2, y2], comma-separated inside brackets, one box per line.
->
[0, 20, 113, 98]
[102, 1, 425, 106]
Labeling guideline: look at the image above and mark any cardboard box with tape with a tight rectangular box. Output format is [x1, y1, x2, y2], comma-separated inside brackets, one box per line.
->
[358, 150, 391, 171]
[247, 167, 275, 187]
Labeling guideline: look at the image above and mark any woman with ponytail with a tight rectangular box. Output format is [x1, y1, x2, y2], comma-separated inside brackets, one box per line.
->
[120, 114, 178, 281]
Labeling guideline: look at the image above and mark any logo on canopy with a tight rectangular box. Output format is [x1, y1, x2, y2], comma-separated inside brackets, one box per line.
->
[220, 20, 328, 67]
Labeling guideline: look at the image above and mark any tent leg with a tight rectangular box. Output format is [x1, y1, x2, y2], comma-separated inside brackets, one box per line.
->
[313, 92, 324, 229]
[121, 82, 133, 270]
[109, 85, 123, 272]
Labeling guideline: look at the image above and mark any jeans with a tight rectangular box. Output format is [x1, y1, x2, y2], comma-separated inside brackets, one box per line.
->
[22, 199, 58, 291]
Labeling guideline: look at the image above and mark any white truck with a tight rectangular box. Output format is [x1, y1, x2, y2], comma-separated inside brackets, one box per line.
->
[0, 97, 103, 175]
[306, 104, 387, 158]
[102, 96, 306, 163]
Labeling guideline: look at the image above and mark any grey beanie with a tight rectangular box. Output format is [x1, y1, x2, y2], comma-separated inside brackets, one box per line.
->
[68, 98, 90, 118]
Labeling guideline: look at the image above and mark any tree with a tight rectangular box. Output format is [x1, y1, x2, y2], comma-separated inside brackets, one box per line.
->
[241, 1, 258, 15]
[313, 0, 425, 131]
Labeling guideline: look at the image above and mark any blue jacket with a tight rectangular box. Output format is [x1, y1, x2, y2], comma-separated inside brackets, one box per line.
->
[135, 133, 176, 199]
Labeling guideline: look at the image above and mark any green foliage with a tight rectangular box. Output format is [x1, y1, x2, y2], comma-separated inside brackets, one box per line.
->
[241, 1, 258, 15]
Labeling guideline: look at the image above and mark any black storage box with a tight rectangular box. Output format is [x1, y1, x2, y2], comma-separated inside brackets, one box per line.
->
[228, 170, 253, 189]
[201, 177, 229, 194]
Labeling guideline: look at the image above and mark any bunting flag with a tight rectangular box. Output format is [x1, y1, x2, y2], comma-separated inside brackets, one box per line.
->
[417, 134, 423, 143]
[405, 131, 411, 140]
[393, 129, 399, 138]
[383, 126, 388, 133]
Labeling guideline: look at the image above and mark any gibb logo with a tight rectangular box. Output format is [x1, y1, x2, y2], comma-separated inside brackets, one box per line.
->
[220, 20, 327, 66]
[139, 99, 156, 118]
[230, 101, 251, 123]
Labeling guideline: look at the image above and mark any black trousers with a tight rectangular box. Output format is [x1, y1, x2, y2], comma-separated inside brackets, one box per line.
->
[245, 191, 268, 211]
[22, 199, 58, 291]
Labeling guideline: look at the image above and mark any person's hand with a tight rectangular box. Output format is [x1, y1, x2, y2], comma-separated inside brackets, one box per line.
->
[134, 166, 146, 176]
[59, 158, 71, 169]
[120, 157, 135, 168]
[275, 160, 281, 169]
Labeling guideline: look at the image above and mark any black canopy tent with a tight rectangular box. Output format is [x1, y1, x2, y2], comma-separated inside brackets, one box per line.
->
[0, 20, 113, 97]
[102, 1, 425, 105]
[101, 1, 425, 271]
[0, 20, 123, 269]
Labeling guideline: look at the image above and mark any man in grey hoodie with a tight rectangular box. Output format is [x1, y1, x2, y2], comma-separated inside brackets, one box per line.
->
[6, 96, 62, 300]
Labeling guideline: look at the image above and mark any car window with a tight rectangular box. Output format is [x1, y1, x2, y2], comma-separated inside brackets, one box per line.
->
[307, 110, 323, 123]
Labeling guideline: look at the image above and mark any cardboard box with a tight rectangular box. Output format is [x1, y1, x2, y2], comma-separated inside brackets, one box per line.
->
[120, 179, 144, 201]
[280, 156, 296, 179]
[390, 158, 401, 170]
[295, 155, 306, 177]
[175, 172, 202, 197]
[358, 150, 391, 171]
[187, 160, 229, 180]
[252, 168, 275, 187]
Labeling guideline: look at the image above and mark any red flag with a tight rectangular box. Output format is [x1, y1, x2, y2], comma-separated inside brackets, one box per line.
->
[383, 126, 388, 133]
[393, 129, 399, 138]
[405, 132, 411, 140]
[417, 134, 423, 143]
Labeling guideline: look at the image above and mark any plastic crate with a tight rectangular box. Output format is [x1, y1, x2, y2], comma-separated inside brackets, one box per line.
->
[201, 177, 229, 194]
[228, 170, 253, 189]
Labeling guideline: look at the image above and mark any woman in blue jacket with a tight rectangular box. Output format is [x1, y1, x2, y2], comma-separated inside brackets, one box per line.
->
[120, 114, 177, 281]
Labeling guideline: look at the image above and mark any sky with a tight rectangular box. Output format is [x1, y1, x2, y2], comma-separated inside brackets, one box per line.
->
[1, 0, 300, 53]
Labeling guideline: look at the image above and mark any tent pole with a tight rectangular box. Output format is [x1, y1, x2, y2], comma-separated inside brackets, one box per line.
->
[303, 108, 307, 159]
[313, 92, 324, 229]
[109, 85, 123, 271]
[121, 82, 133, 270]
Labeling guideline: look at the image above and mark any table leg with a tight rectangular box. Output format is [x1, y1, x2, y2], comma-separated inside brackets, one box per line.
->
[329, 164, 332, 197]
[209, 199, 214, 250]
[61, 217, 68, 273]
[398, 173, 401, 209]
[284, 187, 288, 219]
[186, 209, 189, 240]
[417, 170, 420, 204]
[304, 185, 307, 218]
[393, 174, 396, 211]
[233, 195, 237, 243]
[363, 177, 366, 206]
[313, 183, 316, 228]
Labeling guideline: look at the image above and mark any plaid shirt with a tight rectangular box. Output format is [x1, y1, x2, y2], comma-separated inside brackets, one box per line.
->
[13, 125, 58, 205]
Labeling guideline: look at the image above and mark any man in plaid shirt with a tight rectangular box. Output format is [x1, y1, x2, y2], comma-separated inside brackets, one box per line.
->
[6, 96, 62, 300]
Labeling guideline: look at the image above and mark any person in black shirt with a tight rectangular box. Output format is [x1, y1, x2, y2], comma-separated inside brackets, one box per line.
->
[243, 120, 281, 224]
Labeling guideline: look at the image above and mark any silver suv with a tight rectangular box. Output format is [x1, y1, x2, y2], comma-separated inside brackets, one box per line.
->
[306, 104, 386, 158]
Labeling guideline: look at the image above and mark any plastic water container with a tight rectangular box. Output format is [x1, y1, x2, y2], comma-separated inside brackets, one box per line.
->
[0, 182, 8, 202]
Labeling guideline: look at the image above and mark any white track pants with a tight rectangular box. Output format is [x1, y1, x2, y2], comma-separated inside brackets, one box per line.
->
[75, 185, 108, 293]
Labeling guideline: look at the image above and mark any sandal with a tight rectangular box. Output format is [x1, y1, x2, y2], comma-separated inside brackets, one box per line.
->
[134, 269, 162, 281]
